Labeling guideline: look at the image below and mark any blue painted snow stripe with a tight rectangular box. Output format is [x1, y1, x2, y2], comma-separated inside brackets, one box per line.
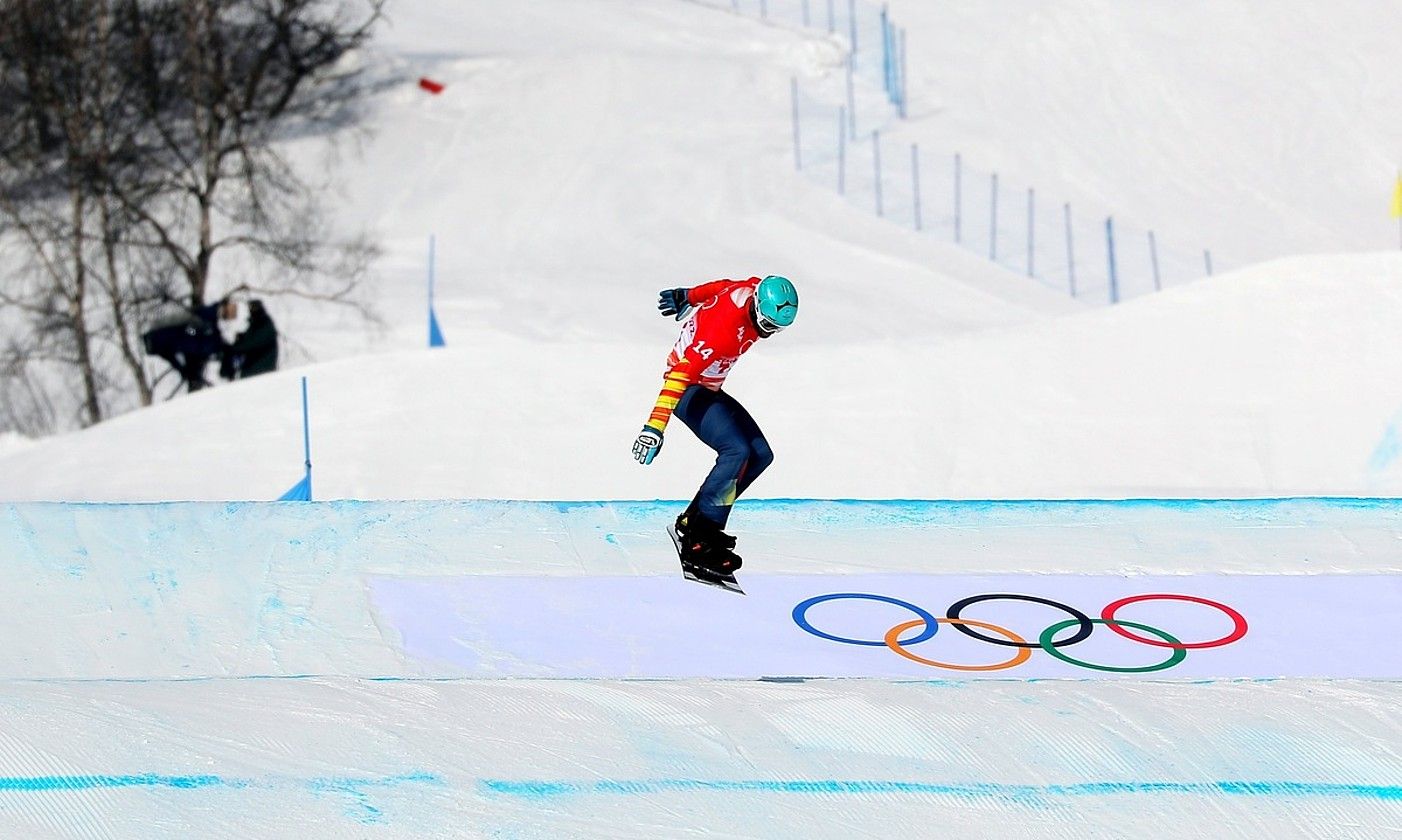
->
[526, 497, 1402, 510]
[24, 496, 1402, 511]
[0, 774, 233, 791]
[0, 771, 442, 793]
[0, 771, 441, 828]
[479, 779, 1402, 801]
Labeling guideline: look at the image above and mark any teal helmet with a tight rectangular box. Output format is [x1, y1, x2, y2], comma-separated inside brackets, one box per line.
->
[753, 275, 798, 336]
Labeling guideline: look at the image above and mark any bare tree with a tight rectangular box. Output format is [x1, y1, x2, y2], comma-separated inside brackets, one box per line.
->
[0, 0, 129, 427]
[115, 0, 384, 310]
[0, 0, 385, 433]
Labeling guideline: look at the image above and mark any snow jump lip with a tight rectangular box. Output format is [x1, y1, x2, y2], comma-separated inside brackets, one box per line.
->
[2, 497, 1400, 681]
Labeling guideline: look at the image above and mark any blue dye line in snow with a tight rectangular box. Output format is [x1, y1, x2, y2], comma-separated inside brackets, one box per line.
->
[0, 771, 441, 825]
[479, 779, 1402, 802]
[547, 497, 1402, 513]
[0, 771, 441, 793]
[0, 774, 231, 791]
[23, 496, 1402, 513]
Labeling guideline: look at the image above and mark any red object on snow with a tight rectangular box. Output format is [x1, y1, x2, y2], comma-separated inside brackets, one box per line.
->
[418, 77, 445, 95]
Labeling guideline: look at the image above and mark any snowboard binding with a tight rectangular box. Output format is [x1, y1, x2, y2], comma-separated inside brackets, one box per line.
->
[668, 513, 744, 594]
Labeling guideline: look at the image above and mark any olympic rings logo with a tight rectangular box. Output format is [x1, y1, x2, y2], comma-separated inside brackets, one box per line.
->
[791, 592, 1248, 673]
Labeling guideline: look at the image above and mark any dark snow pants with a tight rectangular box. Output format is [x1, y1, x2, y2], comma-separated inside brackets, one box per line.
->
[673, 385, 774, 529]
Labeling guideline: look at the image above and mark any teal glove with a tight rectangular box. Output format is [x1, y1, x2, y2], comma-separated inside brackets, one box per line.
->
[632, 426, 663, 465]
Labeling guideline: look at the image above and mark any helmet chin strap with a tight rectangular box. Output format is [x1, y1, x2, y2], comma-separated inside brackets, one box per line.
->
[750, 301, 776, 338]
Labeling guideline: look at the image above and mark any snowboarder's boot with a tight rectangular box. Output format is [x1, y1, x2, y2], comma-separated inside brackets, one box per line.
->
[676, 514, 742, 575]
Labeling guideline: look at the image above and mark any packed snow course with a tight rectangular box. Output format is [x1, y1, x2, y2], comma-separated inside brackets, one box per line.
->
[0, 499, 1398, 838]
[3, 1, 1402, 838]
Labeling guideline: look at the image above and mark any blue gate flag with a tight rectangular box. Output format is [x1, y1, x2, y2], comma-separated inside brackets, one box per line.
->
[277, 474, 311, 502]
[277, 376, 313, 501]
[429, 308, 445, 348]
[428, 234, 446, 348]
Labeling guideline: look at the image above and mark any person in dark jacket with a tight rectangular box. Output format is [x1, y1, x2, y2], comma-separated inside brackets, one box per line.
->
[141, 304, 223, 392]
[218, 298, 279, 381]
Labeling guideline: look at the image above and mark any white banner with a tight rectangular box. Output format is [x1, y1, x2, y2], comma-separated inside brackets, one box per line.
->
[367, 573, 1402, 679]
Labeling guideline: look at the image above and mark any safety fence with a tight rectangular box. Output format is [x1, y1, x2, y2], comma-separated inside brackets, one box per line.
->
[698, 0, 1220, 304]
[692, 0, 907, 113]
[790, 92, 1219, 304]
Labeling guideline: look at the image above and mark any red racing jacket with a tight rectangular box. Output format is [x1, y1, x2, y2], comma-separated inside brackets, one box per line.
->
[644, 277, 764, 434]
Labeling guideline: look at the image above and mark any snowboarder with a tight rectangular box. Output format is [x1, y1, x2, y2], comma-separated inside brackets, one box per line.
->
[632, 275, 799, 582]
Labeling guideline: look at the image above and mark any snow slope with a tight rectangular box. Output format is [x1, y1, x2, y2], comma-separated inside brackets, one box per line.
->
[2, 252, 1399, 502]
[290, 0, 1076, 363]
[891, 0, 1402, 265]
[0, 499, 1398, 838]
[5, 498, 1399, 680]
[5, 678, 1396, 839]
[5, 1, 1402, 499]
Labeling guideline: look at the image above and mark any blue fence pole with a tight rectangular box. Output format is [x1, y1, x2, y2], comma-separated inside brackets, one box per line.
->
[873, 130, 884, 217]
[1106, 217, 1119, 304]
[849, 0, 858, 51]
[881, 5, 891, 98]
[1148, 230, 1161, 291]
[898, 27, 908, 118]
[277, 376, 313, 501]
[760, 0, 768, 20]
[954, 153, 962, 243]
[911, 143, 922, 231]
[802, 0, 810, 27]
[837, 107, 846, 194]
[1204, 249, 1214, 276]
[835, 105, 846, 194]
[1026, 187, 1035, 277]
[845, 54, 856, 139]
[889, 17, 899, 105]
[889, 16, 897, 101]
[990, 172, 999, 261]
[1064, 203, 1076, 298]
[790, 77, 801, 171]
[732, 0, 738, 12]
[827, 0, 835, 33]
[300, 376, 311, 484]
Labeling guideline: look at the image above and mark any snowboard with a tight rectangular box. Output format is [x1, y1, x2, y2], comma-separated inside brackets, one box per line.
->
[667, 523, 745, 595]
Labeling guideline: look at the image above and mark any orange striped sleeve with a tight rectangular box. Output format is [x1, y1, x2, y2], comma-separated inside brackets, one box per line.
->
[645, 367, 693, 433]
